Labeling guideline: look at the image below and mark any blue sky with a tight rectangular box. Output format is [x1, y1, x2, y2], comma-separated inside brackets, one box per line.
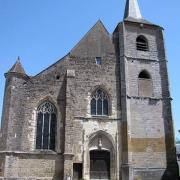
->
[0, 0, 180, 138]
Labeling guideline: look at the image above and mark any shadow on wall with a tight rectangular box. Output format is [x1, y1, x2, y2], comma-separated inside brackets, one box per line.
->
[52, 155, 64, 180]
[0, 168, 2, 177]
[161, 163, 179, 180]
[53, 76, 67, 180]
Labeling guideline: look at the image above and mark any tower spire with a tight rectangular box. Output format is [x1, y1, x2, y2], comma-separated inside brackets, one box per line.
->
[124, 0, 142, 20]
[6, 57, 26, 75]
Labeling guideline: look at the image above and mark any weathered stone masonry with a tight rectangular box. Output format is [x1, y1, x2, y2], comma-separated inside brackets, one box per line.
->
[0, 0, 179, 179]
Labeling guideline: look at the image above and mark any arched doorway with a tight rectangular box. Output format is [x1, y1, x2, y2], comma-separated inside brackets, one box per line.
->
[90, 150, 110, 179]
[83, 131, 117, 180]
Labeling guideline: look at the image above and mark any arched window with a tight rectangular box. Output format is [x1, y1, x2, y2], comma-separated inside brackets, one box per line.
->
[91, 89, 109, 116]
[138, 70, 151, 79]
[36, 101, 57, 151]
[138, 70, 153, 97]
[136, 35, 149, 51]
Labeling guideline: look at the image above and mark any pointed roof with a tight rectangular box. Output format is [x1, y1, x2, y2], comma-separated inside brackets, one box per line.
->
[123, 0, 156, 26]
[124, 0, 142, 19]
[70, 20, 114, 57]
[7, 57, 26, 74]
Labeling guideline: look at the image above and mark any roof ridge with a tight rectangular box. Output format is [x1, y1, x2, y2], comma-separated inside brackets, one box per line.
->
[70, 20, 110, 54]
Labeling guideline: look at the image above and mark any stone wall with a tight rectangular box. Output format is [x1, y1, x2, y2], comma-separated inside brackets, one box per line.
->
[62, 21, 121, 179]
[124, 21, 166, 158]
[2, 153, 63, 179]
[19, 57, 69, 152]
[115, 21, 178, 179]
[0, 75, 28, 151]
[0, 19, 178, 180]
[0, 21, 121, 179]
[0, 154, 4, 177]
[0, 56, 70, 179]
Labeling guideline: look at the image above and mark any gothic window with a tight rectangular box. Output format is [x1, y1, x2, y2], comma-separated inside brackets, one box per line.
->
[138, 70, 153, 97]
[136, 35, 149, 51]
[91, 89, 109, 116]
[36, 101, 57, 151]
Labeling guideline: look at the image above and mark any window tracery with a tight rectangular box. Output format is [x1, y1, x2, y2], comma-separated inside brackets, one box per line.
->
[91, 89, 109, 116]
[36, 101, 57, 151]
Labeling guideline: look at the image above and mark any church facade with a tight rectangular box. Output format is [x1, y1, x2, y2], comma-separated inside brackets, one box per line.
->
[0, 0, 179, 179]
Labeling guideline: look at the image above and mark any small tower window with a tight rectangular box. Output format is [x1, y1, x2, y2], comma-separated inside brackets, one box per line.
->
[138, 70, 151, 79]
[56, 75, 60, 80]
[36, 101, 57, 151]
[136, 35, 149, 51]
[91, 89, 109, 116]
[95, 57, 102, 65]
[138, 70, 153, 97]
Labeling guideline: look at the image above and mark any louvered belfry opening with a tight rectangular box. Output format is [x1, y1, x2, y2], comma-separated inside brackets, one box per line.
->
[136, 35, 149, 51]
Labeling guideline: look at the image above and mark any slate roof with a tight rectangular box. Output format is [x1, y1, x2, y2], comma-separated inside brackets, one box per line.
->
[124, 0, 142, 19]
[7, 57, 26, 75]
[70, 20, 114, 57]
[124, 17, 155, 26]
[123, 0, 159, 27]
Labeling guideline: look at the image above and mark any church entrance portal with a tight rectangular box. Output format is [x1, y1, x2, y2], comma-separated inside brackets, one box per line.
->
[90, 150, 110, 180]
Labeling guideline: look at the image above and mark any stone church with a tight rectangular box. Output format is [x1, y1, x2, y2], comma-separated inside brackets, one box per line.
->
[0, 0, 179, 179]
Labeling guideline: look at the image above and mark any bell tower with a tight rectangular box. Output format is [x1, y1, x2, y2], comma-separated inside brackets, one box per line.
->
[113, 0, 179, 179]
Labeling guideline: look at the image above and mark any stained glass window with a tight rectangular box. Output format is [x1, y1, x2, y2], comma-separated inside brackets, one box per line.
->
[91, 89, 109, 116]
[36, 101, 57, 151]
